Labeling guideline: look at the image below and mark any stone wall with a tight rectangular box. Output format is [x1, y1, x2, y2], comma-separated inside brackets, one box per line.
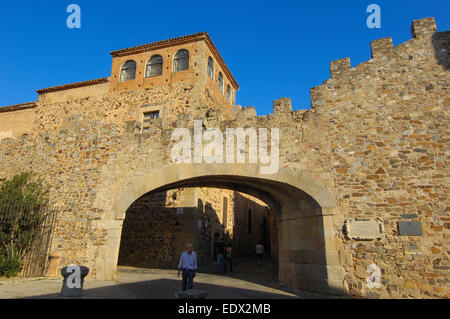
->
[0, 103, 36, 139]
[304, 18, 449, 298]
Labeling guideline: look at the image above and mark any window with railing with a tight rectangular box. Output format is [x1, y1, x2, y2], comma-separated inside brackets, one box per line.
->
[226, 85, 231, 103]
[207, 57, 214, 79]
[173, 49, 189, 72]
[218, 72, 224, 94]
[146, 55, 163, 77]
[120, 60, 137, 82]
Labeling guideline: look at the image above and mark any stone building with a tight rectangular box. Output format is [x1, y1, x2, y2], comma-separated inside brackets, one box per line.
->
[0, 18, 448, 298]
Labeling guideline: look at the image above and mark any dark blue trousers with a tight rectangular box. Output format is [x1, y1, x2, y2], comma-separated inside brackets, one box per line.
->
[181, 269, 194, 290]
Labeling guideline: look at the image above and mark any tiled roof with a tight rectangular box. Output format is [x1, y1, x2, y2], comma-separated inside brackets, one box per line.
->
[110, 32, 239, 90]
[110, 32, 208, 56]
[0, 102, 37, 113]
[36, 78, 110, 94]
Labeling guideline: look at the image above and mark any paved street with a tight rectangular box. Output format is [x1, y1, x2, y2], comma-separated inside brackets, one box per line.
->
[0, 258, 300, 299]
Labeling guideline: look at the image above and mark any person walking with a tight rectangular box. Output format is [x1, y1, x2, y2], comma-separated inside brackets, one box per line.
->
[216, 241, 225, 274]
[255, 243, 264, 266]
[177, 243, 197, 290]
[224, 243, 233, 274]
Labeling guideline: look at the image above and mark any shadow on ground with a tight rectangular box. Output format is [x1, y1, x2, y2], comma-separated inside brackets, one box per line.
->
[24, 277, 298, 299]
[195, 256, 287, 293]
[3, 258, 300, 299]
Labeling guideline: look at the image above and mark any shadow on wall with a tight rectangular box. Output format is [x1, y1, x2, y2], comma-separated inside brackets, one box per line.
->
[117, 189, 227, 269]
[231, 192, 276, 263]
[432, 32, 450, 70]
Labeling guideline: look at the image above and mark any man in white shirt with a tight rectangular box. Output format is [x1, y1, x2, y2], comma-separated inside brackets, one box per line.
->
[177, 243, 197, 290]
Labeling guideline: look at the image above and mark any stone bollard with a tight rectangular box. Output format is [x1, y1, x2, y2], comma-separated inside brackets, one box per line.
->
[60, 265, 89, 297]
[174, 289, 208, 299]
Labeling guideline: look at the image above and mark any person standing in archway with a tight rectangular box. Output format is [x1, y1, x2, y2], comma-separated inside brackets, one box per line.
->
[177, 243, 197, 290]
[216, 240, 225, 274]
[224, 242, 233, 274]
[255, 243, 264, 266]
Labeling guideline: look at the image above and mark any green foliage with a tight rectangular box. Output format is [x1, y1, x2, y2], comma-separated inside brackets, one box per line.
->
[0, 171, 48, 206]
[0, 172, 49, 274]
[0, 253, 21, 277]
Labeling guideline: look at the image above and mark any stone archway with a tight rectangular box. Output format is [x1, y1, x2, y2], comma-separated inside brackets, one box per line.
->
[105, 163, 345, 296]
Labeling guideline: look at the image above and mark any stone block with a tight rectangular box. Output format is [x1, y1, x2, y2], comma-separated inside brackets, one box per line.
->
[325, 265, 345, 280]
[411, 17, 437, 38]
[398, 221, 423, 236]
[370, 37, 393, 57]
[330, 58, 351, 78]
[273, 98, 292, 114]
[237, 106, 257, 118]
[343, 218, 384, 240]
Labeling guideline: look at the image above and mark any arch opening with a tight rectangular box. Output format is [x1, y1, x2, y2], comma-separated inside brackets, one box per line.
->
[117, 186, 277, 276]
[108, 165, 345, 297]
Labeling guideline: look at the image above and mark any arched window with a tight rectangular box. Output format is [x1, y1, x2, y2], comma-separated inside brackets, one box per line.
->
[146, 55, 163, 77]
[226, 85, 231, 103]
[207, 57, 214, 79]
[120, 60, 136, 82]
[173, 49, 189, 72]
[218, 72, 224, 94]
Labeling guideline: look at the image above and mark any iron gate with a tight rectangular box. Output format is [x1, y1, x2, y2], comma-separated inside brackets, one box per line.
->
[0, 199, 58, 277]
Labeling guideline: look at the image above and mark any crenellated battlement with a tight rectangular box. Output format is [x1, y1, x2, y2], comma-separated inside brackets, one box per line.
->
[307, 17, 447, 113]
[330, 18, 436, 72]
[326, 17, 440, 79]
[411, 17, 437, 38]
[0, 17, 447, 138]
[370, 37, 394, 57]
[330, 58, 351, 78]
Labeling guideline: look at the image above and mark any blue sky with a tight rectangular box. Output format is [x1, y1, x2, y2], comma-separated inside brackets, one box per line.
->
[0, 0, 448, 115]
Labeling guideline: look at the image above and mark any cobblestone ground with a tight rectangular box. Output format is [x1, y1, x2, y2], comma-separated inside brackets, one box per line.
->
[0, 257, 299, 299]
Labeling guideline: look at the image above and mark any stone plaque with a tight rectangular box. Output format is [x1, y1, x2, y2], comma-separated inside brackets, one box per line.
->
[398, 221, 422, 236]
[344, 218, 384, 240]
